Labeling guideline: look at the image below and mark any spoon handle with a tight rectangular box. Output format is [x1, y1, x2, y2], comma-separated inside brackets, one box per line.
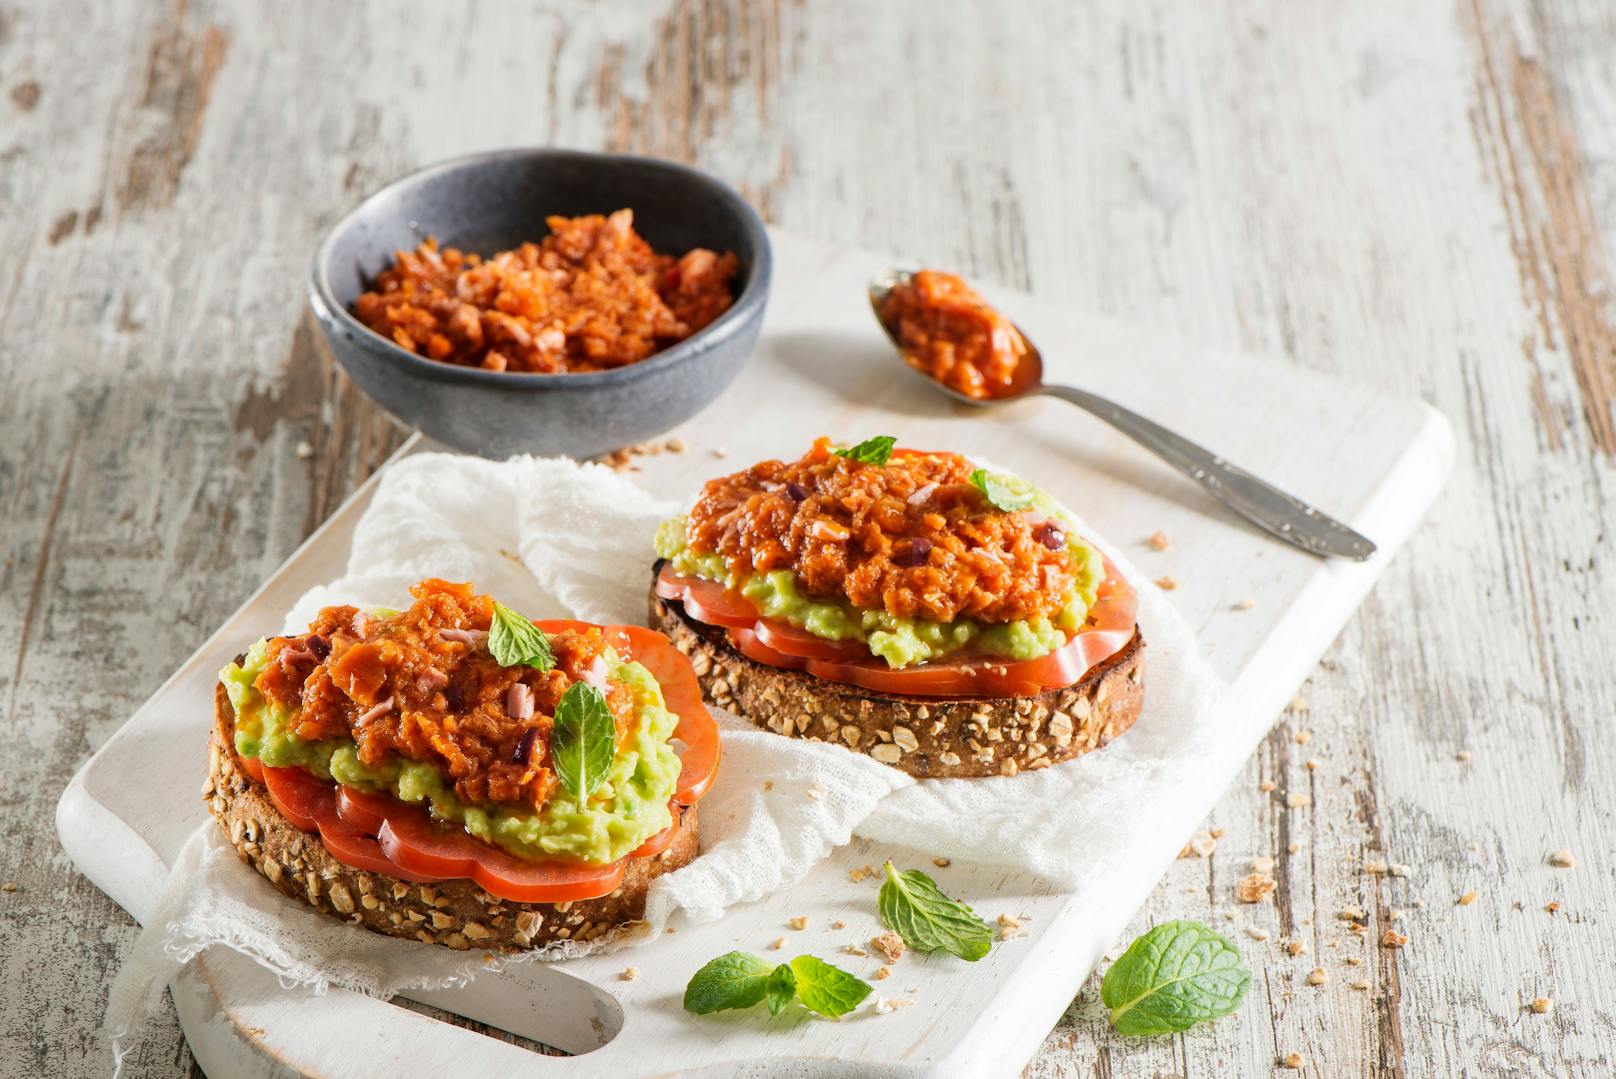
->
[1039, 384, 1377, 561]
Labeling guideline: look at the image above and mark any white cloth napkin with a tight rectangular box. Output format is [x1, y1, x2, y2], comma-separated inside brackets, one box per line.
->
[108, 452, 1228, 1053]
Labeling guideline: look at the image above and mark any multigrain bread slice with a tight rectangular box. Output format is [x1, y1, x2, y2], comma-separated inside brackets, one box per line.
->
[649, 586, 1145, 779]
[207, 683, 698, 952]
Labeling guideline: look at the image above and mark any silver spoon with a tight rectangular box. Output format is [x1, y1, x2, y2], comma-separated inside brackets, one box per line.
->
[869, 269, 1377, 561]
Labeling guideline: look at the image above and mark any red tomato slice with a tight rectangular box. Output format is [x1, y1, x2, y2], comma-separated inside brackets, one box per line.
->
[262, 766, 438, 882]
[376, 802, 627, 903]
[714, 560, 1139, 699]
[751, 617, 870, 661]
[654, 567, 760, 628]
[238, 753, 266, 784]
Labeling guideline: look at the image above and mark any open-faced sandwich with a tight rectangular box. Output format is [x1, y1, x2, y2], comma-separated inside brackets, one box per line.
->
[209, 578, 719, 951]
[651, 437, 1142, 778]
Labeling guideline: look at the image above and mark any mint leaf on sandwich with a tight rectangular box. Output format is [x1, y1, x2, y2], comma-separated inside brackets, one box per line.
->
[488, 600, 555, 671]
[878, 860, 993, 961]
[832, 435, 896, 467]
[787, 955, 873, 1018]
[551, 682, 616, 800]
[968, 468, 1037, 512]
[683, 952, 868, 1020]
[1100, 920, 1251, 1035]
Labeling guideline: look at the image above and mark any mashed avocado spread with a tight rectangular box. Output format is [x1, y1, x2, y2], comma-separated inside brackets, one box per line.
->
[221, 639, 680, 865]
[653, 495, 1105, 669]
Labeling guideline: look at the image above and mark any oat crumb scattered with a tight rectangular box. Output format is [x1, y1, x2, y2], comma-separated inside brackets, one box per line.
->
[665, 437, 687, 453]
[1146, 531, 1170, 551]
[0, 882, 15, 893]
[831, 919, 847, 930]
[1245, 927, 1271, 941]
[1351, 979, 1371, 991]
[763, 780, 774, 791]
[933, 857, 951, 868]
[1382, 930, 1409, 948]
[1305, 757, 1322, 771]
[1234, 597, 1256, 611]
[1345, 956, 1362, 966]
[711, 446, 730, 458]
[1286, 792, 1313, 809]
[1389, 862, 1413, 878]
[1455, 750, 1472, 762]
[1365, 859, 1390, 875]
[1236, 873, 1278, 904]
[1337, 908, 1366, 923]
[294, 439, 314, 459]
[1545, 901, 1561, 914]
[620, 967, 640, 981]
[1306, 968, 1328, 986]
[1154, 575, 1178, 591]
[1286, 938, 1307, 956]
[1289, 694, 1309, 712]
[1210, 827, 1226, 839]
[1260, 779, 1277, 792]
[843, 944, 869, 957]
[874, 966, 891, 980]
[1530, 996, 1554, 1014]
[1548, 850, 1576, 869]
[1282, 1052, 1304, 1069]
[1413, 899, 1426, 909]
[1288, 842, 1300, 854]
[873, 996, 914, 1015]
[789, 916, 809, 930]
[1294, 729, 1312, 745]
[997, 913, 1029, 940]
[1250, 855, 1276, 874]
[665, 926, 677, 933]
[770, 937, 786, 950]
[1179, 829, 1218, 858]
[849, 865, 876, 883]
[871, 930, 906, 963]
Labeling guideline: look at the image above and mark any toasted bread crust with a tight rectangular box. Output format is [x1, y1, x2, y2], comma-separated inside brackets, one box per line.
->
[649, 583, 1145, 779]
[207, 683, 698, 952]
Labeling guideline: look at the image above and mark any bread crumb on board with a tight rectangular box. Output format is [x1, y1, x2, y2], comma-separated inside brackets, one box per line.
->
[620, 967, 640, 981]
[1236, 873, 1278, 904]
[1145, 531, 1170, 551]
[871, 931, 906, 963]
[1154, 575, 1178, 591]
[1548, 849, 1576, 869]
[1530, 996, 1554, 1014]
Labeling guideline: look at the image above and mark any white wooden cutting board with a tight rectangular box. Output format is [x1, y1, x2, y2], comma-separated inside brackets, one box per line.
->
[56, 229, 1453, 1077]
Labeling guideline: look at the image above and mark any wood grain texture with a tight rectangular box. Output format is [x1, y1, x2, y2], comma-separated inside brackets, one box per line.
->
[2, 0, 1613, 1076]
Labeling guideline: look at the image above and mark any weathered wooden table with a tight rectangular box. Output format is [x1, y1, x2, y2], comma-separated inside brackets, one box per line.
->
[4, 2, 1612, 1075]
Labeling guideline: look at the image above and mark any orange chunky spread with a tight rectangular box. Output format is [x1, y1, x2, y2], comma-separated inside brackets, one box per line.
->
[252, 579, 634, 811]
[684, 437, 1077, 625]
[352, 209, 738, 373]
[879, 270, 1029, 399]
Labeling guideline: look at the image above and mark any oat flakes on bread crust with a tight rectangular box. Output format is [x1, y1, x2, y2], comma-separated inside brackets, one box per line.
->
[208, 684, 698, 952]
[648, 583, 1144, 780]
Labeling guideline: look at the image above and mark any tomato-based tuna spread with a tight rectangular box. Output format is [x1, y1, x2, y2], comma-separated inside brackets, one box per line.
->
[251, 579, 633, 811]
[679, 437, 1076, 625]
[878, 270, 1029, 399]
[352, 209, 738, 373]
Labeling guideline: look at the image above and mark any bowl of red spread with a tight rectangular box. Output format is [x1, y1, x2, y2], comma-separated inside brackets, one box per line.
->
[310, 149, 771, 459]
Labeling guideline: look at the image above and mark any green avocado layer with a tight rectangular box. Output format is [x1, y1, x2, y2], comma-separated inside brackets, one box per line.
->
[653, 493, 1104, 669]
[220, 639, 680, 865]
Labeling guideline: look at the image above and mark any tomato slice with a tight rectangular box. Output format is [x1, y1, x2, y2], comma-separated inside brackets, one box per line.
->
[751, 617, 870, 661]
[262, 766, 438, 883]
[374, 801, 627, 903]
[238, 753, 266, 784]
[682, 559, 1139, 699]
[654, 568, 760, 628]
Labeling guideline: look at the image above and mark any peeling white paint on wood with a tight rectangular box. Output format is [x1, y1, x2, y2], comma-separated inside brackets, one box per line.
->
[3, 0, 1614, 1076]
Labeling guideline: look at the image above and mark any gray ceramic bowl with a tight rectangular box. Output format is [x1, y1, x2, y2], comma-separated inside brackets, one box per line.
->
[308, 149, 771, 459]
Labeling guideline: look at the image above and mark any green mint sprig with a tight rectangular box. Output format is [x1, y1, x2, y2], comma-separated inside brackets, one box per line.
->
[968, 468, 1037, 512]
[550, 682, 616, 800]
[1100, 920, 1251, 1035]
[831, 435, 897, 467]
[684, 951, 872, 1019]
[877, 860, 993, 961]
[488, 600, 555, 671]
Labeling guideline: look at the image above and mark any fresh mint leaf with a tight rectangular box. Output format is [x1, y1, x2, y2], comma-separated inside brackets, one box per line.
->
[683, 952, 777, 1014]
[787, 955, 873, 1018]
[878, 861, 993, 961]
[831, 435, 896, 467]
[763, 964, 798, 1016]
[551, 682, 616, 800]
[968, 468, 1037, 512]
[488, 601, 555, 671]
[1100, 920, 1251, 1036]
